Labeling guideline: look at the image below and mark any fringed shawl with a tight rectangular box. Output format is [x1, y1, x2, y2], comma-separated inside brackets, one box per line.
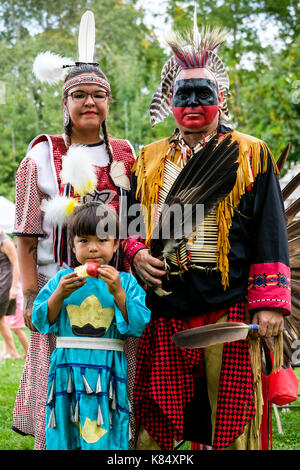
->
[132, 130, 279, 290]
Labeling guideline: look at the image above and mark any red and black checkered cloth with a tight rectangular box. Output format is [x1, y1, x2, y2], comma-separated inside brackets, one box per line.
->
[133, 301, 256, 450]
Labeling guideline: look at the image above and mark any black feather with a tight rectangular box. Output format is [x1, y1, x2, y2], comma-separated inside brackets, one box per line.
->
[276, 143, 290, 173]
[150, 134, 239, 259]
[260, 338, 273, 376]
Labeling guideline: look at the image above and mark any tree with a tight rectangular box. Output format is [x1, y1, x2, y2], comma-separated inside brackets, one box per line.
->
[0, 0, 167, 200]
[164, 0, 300, 163]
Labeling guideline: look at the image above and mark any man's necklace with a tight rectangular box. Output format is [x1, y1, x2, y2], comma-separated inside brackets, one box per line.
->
[174, 129, 218, 167]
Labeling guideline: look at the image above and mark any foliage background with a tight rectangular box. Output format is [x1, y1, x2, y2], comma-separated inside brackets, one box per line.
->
[0, 0, 299, 201]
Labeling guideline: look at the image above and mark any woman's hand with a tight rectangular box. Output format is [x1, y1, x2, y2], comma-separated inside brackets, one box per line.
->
[23, 289, 39, 331]
[133, 249, 166, 287]
[9, 285, 18, 300]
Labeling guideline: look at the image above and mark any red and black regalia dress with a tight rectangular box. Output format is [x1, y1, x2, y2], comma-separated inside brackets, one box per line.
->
[12, 133, 136, 450]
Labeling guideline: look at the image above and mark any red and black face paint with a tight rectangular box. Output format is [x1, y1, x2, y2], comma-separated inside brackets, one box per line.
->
[171, 78, 219, 130]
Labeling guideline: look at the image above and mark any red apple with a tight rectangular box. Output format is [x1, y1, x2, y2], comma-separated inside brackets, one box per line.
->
[86, 262, 99, 278]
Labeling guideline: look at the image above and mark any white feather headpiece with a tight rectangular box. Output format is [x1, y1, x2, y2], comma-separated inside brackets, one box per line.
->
[60, 145, 97, 196]
[33, 52, 74, 85]
[33, 10, 96, 84]
[78, 10, 95, 63]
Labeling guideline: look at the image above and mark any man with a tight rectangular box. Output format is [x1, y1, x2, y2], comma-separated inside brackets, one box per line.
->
[121, 23, 290, 450]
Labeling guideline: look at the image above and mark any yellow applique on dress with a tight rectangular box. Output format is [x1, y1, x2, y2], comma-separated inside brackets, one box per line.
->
[80, 418, 108, 443]
[67, 295, 115, 335]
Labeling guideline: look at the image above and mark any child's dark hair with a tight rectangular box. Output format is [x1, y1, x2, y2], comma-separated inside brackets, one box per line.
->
[63, 64, 113, 164]
[69, 202, 119, 248]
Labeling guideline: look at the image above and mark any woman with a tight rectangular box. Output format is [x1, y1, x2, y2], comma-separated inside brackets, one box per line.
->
[5, 282, 29, 358]
[0, 231, 20, 359]
[12, 61, 136, 449]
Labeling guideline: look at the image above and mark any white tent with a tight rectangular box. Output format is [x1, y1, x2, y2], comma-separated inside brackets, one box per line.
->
[0, 196, 15, 234]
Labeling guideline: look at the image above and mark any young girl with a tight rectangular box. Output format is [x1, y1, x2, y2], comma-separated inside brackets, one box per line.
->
[32, 203, 151, 450]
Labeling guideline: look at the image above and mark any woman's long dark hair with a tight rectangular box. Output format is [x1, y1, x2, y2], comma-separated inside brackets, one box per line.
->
[63, 64, 113, 164]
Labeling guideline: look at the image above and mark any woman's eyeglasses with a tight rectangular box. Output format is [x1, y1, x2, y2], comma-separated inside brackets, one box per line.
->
[68, 90, 109, 103]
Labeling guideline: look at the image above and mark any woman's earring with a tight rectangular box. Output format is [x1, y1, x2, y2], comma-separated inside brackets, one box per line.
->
[64, 107, 70, 126]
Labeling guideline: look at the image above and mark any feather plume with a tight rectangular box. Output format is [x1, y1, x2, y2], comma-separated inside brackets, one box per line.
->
[150, 134, 239, 259]
[60, 145, 97, 196]
[78, 10, 95, 63]
[33, 52, 74, 84]
[288, 236, 300, 256]
[278, 152, 300, 367]
[259, 157, 300, 371]
[282, 171, 300, 202]
[276, 143, 290, 173]
[193, 4, 201, 50]
[166, 24, 228, 69]
[288, 219, 300, 239]
[285, 198, 300, 226]
[42, 196, 79, 227]
[260, 338, 273, 376]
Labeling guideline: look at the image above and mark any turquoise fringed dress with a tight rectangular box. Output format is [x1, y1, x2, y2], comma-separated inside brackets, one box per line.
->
[32, 269, 151, 450]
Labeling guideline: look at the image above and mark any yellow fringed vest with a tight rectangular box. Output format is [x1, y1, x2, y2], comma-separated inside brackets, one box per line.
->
[132, 130, 279, 289]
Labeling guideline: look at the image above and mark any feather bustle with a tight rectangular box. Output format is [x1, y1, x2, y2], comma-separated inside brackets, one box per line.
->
[282, 172, 300, 201]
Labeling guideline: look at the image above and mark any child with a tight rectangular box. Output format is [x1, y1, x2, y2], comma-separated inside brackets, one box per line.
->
[32, 203, 151, 450]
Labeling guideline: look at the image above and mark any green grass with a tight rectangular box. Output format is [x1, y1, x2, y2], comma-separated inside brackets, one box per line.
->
[0, 329, 34, 450]
[0, 331, 299, 451]
[271, 367, 300, 450]
[0, 357, 34, 450]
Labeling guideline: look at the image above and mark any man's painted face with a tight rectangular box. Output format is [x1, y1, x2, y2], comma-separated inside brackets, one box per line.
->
[171, 78, 219, 130]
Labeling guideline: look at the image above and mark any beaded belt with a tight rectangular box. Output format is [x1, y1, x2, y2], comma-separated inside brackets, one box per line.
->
[56, 337, 124, 351]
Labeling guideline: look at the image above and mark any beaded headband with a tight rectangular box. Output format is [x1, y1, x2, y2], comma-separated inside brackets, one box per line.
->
[63, 75, 111, 94]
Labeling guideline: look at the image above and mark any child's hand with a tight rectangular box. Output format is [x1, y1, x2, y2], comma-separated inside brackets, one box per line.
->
[56, 272, 86, 300]
[98, 265, 128, 322]
[47, 273, 86, 325]
[98, 265, 122, 296]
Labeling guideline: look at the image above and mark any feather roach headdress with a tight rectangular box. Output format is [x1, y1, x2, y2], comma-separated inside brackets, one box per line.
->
[150, 6, 232, 128]
[32, 10, 111, 94]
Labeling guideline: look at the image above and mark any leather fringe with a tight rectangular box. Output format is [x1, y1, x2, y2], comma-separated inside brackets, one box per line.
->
[133, 132, 279, 290]
[248, 333, 264, 449]
[273, 332, 284, 372]
[216, 134, 278, 290]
